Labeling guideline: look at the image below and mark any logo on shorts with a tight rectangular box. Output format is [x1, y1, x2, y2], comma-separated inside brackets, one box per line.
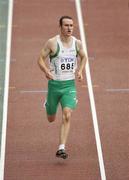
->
[69, 90, 76, 93]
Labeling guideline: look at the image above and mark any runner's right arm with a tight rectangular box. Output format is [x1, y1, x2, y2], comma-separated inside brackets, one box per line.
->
[38, 40, 54, 80]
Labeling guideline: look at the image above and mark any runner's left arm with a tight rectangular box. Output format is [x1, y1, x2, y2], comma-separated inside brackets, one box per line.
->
[77, 40, 87, 81]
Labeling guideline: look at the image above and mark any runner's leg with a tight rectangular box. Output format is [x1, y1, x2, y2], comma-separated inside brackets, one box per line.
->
[59, 107, 72, 146]
[47, 114, 56, 122]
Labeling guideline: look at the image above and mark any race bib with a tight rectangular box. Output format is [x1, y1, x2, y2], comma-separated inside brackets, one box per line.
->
[59, 56, 76, 73]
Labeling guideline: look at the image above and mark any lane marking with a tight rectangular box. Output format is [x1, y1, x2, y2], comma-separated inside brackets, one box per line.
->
[75, 1, 106, 180]
[82, 84, 99, 88]
[20, 90, 47, 93]
[0, 0, 14, 180]
[9, 86, 15, 89]
[106, 88, 129, 92]
[0, 86, 15, 90]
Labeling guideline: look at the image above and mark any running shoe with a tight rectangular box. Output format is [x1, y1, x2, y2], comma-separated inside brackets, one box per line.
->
[56, 149, 68, 159]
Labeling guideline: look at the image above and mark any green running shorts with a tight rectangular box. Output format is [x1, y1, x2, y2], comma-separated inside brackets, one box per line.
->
[45, 79, 77, 115]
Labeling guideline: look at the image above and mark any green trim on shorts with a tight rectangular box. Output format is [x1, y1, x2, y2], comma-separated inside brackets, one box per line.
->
[45, 80, 77, 115]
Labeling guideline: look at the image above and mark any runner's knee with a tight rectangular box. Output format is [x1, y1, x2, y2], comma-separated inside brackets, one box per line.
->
[63, 108, 72, 122]
[47, 115, 56, 122]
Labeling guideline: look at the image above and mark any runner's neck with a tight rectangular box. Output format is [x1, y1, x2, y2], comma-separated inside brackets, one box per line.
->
[59, 35, 73, 48]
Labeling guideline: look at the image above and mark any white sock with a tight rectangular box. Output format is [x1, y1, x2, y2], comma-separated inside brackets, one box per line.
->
[58, 144, 65, 150]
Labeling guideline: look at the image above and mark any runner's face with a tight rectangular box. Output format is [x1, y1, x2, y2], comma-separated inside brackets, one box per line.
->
[60, 19, 74, 37]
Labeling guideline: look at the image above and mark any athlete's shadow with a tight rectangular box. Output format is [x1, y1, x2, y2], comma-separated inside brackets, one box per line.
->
[53, 159, 68, 167]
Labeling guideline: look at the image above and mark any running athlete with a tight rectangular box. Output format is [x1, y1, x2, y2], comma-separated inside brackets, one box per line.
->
[38, 16, 86, 159]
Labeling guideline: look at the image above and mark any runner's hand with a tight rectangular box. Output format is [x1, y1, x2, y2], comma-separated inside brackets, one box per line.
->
[77, 71, 83, 81]
[45, 71, 54, 80]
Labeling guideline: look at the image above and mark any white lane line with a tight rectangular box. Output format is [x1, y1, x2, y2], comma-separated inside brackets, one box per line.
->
[0, 0, 14, 180]
[106, 88, 129, 92]
[75, 1, 106, 180]
[20, 90, 47, 93]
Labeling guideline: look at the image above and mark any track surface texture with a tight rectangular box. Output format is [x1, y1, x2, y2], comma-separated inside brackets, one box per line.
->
[4, 0, 129, 180]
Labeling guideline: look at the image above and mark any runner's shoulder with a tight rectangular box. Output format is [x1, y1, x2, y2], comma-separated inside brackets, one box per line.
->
[75, 39, 82, 51]
[45, 36, 58, 55]
[47, 36, 57, 48]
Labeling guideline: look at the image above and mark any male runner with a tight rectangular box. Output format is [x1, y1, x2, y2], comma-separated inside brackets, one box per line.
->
[38, 15, 86, 159]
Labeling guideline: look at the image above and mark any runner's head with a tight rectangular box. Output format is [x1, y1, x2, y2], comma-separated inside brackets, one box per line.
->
[59, 16, 74, 37]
